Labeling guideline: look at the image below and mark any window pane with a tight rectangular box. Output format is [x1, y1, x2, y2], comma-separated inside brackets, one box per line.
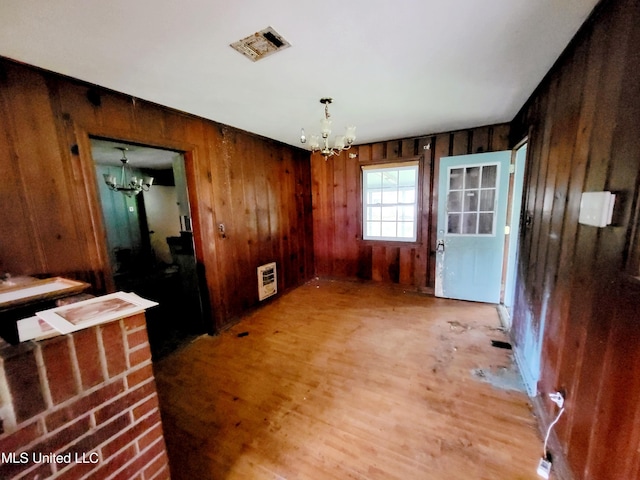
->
[447, 191, 462, 212]
[381, 222, 396, 237]
[367, 222, 381, 237]
[399, 205, 414, 221]
[382, 171, 398, 188]
[398, 187, 416, 203]
[382, 190, 398, 204]
[480, 190, 495, 211]
[367, 190, 382, 205]
[398, 169, 416, 187]
[481, 165, 497, 188]
[397, 222, 414, 238]
[366, 172, 382, 188]
[464, 190, 479, 212]
[463, 213, 478, 234]
[448, 213, 461, 234]
[381, 206, 397, 221]
[479, 213, 494, 234]
[367, 206, 381, 221]
[449, 168, 463, 190]
[465, 167, 480, 188]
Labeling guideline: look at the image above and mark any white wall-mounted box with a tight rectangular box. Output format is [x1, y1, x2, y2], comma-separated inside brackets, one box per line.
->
[257, 262, 277, 301]
[579, 191, 616, 227]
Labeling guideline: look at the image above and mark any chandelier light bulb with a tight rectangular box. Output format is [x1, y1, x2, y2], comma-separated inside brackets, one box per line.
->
[301, 98, 356, 159]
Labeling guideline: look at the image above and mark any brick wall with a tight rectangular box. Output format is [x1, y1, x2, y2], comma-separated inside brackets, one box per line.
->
[0, 313, 170, 479]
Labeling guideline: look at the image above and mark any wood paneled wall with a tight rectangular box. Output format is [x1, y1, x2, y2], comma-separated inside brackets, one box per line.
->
[311, 124, 510, 291]
[0, 59, 314, 332]
[510, 0, 640, 477]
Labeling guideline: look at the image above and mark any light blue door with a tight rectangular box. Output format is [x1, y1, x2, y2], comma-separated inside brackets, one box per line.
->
[435, 151, 511, 303]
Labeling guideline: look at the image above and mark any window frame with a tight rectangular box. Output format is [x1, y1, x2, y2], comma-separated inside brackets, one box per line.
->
[361, 160, 421, 243]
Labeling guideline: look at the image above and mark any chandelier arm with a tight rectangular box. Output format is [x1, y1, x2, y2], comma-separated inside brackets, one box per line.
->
[302, 98, 355, 158]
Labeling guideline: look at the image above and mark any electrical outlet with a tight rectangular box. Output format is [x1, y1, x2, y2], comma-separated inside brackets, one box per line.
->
[537, 458, 551, 479]
[549, 391, 564, 409]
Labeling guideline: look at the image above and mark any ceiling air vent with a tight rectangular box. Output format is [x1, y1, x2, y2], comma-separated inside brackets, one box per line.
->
[230, 26, 291, 62]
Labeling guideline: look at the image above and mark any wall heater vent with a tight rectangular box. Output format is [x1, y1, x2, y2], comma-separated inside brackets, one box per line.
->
[257, 262, 277, 301]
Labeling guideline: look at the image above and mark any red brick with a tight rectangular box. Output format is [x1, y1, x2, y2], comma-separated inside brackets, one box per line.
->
[150, 464, 171, 480]
[101, 407, 161, 459]
[86, 444, 137, 480]
[115, 436, 166, 480]
[2, 343, 46, 422]
[95, 381, 155, 425]
[45, 379, 125, 432]
[127, 364, 153, 389]
[136, 422, 163, 452]
[129, 343, 152, 367]
[56, 454, 100, 480]
[127, 328, 149, 349]
[100, 424, 138, 459]
[62, 412, 130, 456]
[123, 313, 147, 331]
[1, 461, 54, 480]
[0, 420, 42, 453]
[72, 328, 104, 389]
[144, 450, 169, 479]
[100, 321, 127, 377]
[41, 336, 79, 404]
[132, 394, 159, 421]
[4, 415, 93, 478]
[28, 462, 54, 479]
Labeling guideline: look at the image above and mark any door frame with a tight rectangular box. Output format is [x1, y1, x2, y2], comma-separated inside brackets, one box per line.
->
[72, 124, 215, 334]
[435, 150, 512, 303]
[498, 138, 528, 328]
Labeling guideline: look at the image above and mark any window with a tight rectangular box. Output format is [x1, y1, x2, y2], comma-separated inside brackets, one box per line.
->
[446, 163, 499, 236]
[362, 162, 419, 242]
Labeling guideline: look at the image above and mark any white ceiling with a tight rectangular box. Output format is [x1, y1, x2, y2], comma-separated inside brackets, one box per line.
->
[0, 0, 599, 149]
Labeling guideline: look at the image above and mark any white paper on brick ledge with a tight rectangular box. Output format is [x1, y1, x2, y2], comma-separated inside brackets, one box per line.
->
[18, 292, 157, 342]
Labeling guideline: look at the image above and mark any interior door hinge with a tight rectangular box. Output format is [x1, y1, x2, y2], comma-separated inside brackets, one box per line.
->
[509, 164, 516, 174]
[505, 225, 511, 235]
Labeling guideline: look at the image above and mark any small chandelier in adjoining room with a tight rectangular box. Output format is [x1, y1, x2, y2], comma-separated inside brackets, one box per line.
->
[300, 98, 356, 159]
[103, 147, 153, 197]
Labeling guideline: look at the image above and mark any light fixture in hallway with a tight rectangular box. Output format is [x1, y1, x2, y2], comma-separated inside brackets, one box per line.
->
[103, 147, 154, 197]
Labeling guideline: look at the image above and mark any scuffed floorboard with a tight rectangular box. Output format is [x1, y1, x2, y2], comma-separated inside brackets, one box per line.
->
[154, 279, 542, 480]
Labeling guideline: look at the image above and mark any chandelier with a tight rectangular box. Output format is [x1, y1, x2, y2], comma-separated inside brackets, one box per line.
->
[103, 147, 153, 197]
[300, 98, 356, 159]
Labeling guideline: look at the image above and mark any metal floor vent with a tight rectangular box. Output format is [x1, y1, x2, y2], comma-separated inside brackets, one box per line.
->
[230, 26, 291, 62]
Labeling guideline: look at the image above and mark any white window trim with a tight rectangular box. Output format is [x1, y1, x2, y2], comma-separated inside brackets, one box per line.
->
[362, 161, 419, 242]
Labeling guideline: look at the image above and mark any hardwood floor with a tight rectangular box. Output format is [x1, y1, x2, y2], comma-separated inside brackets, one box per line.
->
[154, 279, 543, 479]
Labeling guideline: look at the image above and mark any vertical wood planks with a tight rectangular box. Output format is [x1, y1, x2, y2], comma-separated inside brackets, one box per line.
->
[311, 125, 510, 292]
[0, 58, 315, 332]
[510, 0, 640, 477]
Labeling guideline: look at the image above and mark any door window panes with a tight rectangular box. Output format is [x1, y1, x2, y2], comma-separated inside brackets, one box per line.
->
[445, 163, 499, 235]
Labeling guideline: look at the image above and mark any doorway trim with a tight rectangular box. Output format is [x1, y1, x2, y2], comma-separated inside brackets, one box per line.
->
[498, 138, 528, 330]
[71, 123, 215, 334]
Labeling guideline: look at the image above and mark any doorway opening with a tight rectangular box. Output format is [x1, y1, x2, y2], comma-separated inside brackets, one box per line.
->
[501, 141, 527, 328]
[90, 138, 205, 359]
